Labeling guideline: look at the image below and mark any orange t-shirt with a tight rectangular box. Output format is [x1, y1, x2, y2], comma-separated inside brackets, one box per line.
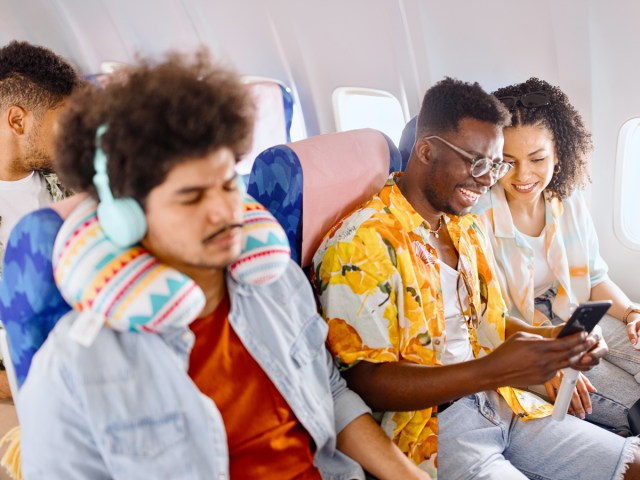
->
[188, 294, 322, 479]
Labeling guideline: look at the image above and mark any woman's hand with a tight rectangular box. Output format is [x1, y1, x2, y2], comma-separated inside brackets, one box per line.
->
[544, 370, 596, 419]
[573, 327, 608, 369]
[626, 313, 640, 348]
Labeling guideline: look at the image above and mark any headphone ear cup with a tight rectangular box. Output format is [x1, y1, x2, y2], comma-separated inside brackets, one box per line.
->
[97, 198, 147, 248]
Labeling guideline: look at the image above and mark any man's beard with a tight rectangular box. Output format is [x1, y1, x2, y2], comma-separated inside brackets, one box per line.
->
[23, 128, 54, 172]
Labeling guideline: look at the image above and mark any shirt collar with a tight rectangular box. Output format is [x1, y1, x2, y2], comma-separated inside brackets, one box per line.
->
[488, 183, 564, 238]
[382, 173, 442, 236]
[489, 184, 516, 238]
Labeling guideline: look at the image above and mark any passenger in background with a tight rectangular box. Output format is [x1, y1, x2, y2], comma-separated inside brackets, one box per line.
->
[0, 40, 79, 272]
[0, 40, 80, 400]
[11, 52, 427, 479]
[473, 78, 640, 434]
[313, 77, 640, 479]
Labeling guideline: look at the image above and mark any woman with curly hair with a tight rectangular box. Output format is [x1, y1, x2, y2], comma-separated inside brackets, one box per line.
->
[474, 77, 640, 435]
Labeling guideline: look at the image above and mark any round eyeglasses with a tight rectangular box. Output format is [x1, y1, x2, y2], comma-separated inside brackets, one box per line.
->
[425, 136, 512, 180]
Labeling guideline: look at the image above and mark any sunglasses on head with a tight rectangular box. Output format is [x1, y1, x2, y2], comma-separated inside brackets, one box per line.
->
[497, 91, 550, 110]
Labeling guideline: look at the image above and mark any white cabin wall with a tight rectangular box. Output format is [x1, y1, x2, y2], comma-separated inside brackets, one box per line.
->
[588, 1, 640, 299]
[262, 0, 421, 135]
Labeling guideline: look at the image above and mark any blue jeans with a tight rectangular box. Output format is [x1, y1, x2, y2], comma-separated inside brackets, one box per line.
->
[535, 289, 640, 435]
[438, 391, 639, 480]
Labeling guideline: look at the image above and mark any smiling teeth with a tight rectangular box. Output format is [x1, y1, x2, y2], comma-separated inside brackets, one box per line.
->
[514, 183, 536, 191]
[459, 188, 480, 202]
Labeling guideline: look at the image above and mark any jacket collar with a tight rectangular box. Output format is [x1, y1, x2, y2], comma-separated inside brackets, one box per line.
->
[489, 183, 563, 240]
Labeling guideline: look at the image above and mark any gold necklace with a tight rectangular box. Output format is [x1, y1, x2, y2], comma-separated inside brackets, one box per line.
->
[428, 216, 444, 239]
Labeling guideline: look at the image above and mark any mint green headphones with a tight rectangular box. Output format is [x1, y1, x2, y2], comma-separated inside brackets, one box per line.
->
[92, 125, 147, 247]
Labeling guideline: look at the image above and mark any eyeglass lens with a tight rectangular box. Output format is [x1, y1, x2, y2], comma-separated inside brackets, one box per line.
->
[520, 91, 550, 107]
[470, 158, 511, 180]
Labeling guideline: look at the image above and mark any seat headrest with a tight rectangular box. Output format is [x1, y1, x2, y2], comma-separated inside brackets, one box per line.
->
[398, 115, 418, 169]
[248, 128, 401, 267]
[237, 80, 294, 176]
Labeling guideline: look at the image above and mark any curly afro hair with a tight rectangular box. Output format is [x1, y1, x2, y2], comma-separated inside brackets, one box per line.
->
[55, 50, 254, 208]
[493, 78, 592, 199]
[0, 40, 81, 114]
[417, 77, 511, 137]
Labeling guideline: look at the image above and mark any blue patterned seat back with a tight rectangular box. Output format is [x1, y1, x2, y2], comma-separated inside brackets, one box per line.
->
[399, 115, 418, 170]
[0, 209, 70, 386]
[248, 128, 402, 267]
[247, 146, 304, 263]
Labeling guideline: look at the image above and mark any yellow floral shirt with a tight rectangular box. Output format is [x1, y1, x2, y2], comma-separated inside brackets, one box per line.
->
[312, 174, 551, 476]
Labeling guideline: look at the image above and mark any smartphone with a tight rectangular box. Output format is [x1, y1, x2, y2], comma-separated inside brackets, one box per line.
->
[556, 300, 613, 338]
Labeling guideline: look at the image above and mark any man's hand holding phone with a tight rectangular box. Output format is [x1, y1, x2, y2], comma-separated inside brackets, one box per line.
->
[553, 301, 612, 369]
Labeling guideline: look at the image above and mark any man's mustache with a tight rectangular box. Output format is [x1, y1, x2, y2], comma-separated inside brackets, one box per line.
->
[202, 223, 244, 244]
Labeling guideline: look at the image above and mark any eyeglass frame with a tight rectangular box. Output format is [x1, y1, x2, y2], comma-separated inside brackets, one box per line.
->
[456, 269, 480, 331]
[424, 135, 512, 180]
[497, 90, 551, 110]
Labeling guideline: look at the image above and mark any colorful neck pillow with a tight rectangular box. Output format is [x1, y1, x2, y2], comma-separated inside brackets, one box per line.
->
[52, 195, 290, 336]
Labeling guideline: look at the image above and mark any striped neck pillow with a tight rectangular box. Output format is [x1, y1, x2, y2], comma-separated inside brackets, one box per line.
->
[52, 196, 290, 336]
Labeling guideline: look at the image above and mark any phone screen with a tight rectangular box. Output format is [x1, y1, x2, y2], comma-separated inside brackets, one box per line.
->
[556, 300, 612, 338]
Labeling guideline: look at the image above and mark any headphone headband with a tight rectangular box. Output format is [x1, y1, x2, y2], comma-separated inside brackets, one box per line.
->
[92, 124, 147, 247]
[93, 125, 114, 203]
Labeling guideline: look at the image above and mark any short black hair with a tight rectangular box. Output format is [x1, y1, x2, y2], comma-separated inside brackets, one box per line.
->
[0, 40, 81, 114]
[417, 77, 511, 137]
[493, 78, 591, 199]
[55, 50, 254, 208]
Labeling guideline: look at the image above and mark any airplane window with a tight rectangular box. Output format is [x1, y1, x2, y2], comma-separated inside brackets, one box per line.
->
[614, 117, 640, 249]
[332, 87, 406, 146]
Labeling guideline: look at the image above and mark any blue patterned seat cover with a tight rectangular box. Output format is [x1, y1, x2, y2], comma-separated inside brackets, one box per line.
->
[0, 210, 70, 386]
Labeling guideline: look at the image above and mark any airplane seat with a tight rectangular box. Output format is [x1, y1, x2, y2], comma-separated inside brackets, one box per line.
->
[398, 115, 418, 169]
[84, 72, 112, 87]
[247, 128, 402, 269]
[238, 78, 295, 185]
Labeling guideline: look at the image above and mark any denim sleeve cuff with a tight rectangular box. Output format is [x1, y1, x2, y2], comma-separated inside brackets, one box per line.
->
[333, 387, 372, 433]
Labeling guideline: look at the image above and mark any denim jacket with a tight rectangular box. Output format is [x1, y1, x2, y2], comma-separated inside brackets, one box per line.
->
[18, 260, 369, 479]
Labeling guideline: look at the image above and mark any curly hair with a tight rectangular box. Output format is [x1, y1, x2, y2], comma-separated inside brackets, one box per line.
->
[492, 78, 592, 199]
[417, 77, 511, 137]
[55, 51, 255, 208]
[0, 40, 81, 115]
